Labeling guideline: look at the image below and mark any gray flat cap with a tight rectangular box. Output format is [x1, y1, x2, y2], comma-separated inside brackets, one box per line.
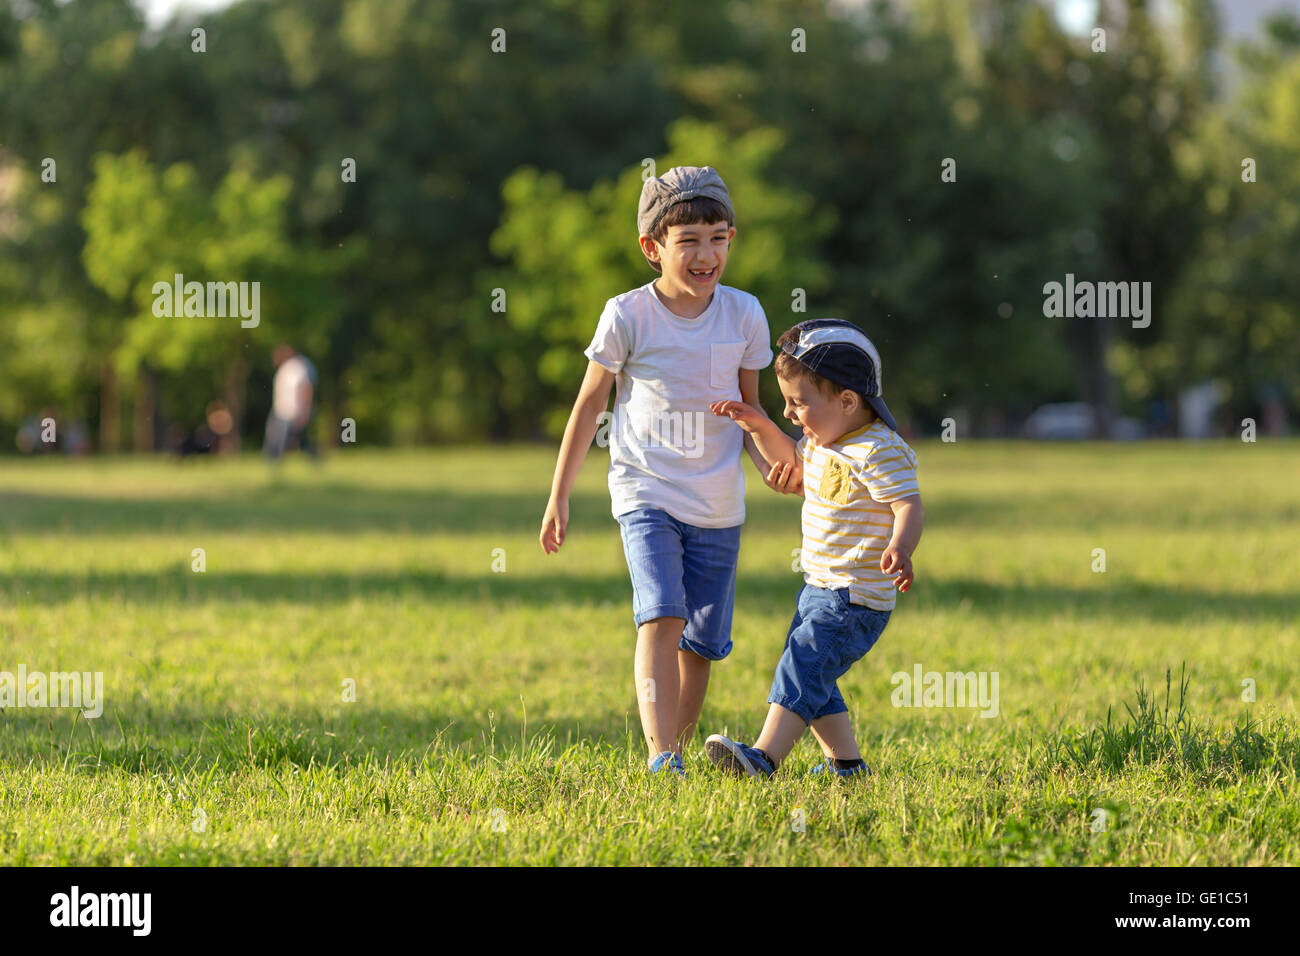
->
[637, 166, 734, 273]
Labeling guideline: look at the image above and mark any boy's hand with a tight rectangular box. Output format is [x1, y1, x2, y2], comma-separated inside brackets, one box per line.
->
[880, 545, 914, 592]
[540, 496, 568, 554]
[764, 460, 803, 496]
[710, 400, 765, 434]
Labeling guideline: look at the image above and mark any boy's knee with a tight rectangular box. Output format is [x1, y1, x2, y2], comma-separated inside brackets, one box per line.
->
[638, 615, 686, 636]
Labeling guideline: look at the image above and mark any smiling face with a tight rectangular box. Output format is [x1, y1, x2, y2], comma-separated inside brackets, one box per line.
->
[777, 371, 874, 446]
[640, 220, 735, 299]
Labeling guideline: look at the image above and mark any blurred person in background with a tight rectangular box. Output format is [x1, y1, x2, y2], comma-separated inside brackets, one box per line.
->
[14, 407, 87, 454]
[175, 400, 236, 458]
[263, 344, 318, 461]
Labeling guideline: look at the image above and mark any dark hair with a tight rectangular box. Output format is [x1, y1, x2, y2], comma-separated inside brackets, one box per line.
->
[773, 326, 874, 416]
[649, 196, 734, 245]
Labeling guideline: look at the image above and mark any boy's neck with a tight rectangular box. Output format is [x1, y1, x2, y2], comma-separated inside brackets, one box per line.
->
[825, 412, 877, 445]
[652, 276, 713, 319]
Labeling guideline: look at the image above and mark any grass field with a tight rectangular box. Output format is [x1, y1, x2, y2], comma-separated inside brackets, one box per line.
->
[1, 441, 1297, 865]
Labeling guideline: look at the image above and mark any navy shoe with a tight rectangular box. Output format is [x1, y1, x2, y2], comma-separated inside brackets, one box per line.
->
[809, 758, 871, 779]
[704, 734, 775, 778]
[647, 750, 687, 778]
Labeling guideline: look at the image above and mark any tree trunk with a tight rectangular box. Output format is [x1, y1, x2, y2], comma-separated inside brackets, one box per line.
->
[1066, 317, 1115, 439]
[133, 366, 157, 453]
[322, 396, 338, 450]
[99, 359, 120, 453]
[223, 357, 248, 455]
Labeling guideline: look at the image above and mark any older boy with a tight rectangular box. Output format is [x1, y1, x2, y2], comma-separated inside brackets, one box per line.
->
[705, 318, 923, 778]
[540, 167, 793, 778]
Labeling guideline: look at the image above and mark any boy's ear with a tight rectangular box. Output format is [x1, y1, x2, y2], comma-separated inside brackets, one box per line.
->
[639, 234, 661, 264]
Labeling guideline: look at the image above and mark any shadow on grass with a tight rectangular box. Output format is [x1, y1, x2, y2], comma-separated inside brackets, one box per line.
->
[0, 705, 643, 777]
[4, 567, 1297, 624]
[908, 577, 1300, 625]
[0, 488, 619, 536]
[6, 480, 1297, 537]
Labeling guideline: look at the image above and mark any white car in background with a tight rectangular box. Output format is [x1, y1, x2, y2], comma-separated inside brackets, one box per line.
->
[1023, 403, 1144, 440]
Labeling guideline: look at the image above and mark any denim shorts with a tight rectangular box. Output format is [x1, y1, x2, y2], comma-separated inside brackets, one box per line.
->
[615, 508, 742, 661]
[768, 583, 891, 723]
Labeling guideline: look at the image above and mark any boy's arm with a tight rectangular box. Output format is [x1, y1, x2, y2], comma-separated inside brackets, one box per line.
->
[733, 370, 798, 471]
[880, 493, 924, 592]
[711, 391, 803, 495]
[738, 369, 770, 475]
[750, 420, 803, 495]
[540, 360, 615, 553]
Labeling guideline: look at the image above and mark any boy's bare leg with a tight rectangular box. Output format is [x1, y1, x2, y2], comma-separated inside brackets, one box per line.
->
[809, 711, 862, 761]
[675, 648, 711, 751]
[752, 702, 809, 765]
[634, 616, 686, 756]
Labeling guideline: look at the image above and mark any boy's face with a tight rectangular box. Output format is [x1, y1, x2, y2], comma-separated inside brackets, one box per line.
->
[777, 372, 868, 446]
[641, 220, 735, 298]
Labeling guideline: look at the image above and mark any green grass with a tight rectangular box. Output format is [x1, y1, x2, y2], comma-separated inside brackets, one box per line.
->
[1, 440, 1297, 865]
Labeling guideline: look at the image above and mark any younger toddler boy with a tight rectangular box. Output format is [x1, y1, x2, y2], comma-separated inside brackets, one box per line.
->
[704, 318, 924, 778]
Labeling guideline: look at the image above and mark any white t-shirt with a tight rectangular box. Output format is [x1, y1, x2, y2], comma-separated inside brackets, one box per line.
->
[273, 355, 316, 421]
[584, 281, 773, 527]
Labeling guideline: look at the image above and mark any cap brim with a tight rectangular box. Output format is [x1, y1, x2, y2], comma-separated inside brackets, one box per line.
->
[868, 396, 898, 431]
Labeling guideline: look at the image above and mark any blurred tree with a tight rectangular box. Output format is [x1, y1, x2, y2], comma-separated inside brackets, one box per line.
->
[0, 0, 226, 449]
[737, 0, 1100, 432]
[0, 0, 1292, 447]
[1158, 13, 1300, 429]
[81, 151, 349, 451]
[312, 0, 691, 441]
[922, 0, 1219, 434]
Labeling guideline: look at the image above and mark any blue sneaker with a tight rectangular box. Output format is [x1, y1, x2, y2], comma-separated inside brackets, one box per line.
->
[809, 759, 871, 779]
[704, 734, 775, 778]
[647, 750, 687, 778]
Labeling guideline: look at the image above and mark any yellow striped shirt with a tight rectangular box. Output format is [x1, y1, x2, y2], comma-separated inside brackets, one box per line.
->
[797, 420, 920, 610]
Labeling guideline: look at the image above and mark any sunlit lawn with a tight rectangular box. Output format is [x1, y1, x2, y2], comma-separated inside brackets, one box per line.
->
[1, 440, 1297, 864]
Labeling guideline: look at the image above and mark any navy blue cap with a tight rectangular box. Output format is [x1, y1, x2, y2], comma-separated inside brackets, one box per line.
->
[780, 319, 898, 431]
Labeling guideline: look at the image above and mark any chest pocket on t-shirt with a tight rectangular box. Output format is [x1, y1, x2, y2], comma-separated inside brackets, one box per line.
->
[818, 457, 855, 505]
[710, 342, 747, 391]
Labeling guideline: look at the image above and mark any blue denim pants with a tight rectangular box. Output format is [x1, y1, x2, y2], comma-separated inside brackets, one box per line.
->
[768, 583, 890, 723]
[615, 508, 742, 660]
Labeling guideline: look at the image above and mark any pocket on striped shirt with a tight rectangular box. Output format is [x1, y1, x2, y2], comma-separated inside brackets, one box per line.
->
[818, 458, 853, 504]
